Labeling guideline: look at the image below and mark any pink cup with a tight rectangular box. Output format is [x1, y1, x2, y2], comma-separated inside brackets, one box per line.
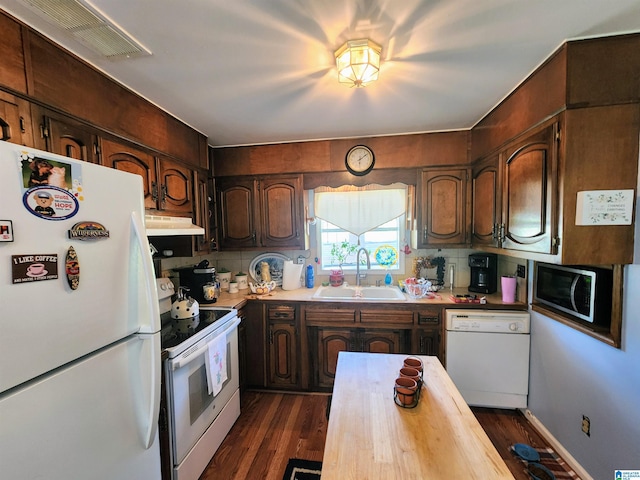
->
[501, 276, 517, 303]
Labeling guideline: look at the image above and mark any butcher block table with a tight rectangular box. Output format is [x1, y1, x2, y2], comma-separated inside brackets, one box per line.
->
[321, 352, 514, 479]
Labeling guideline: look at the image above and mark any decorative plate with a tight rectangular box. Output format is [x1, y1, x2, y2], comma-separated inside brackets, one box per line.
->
[248, 253, 291, 287]
[374, 245, 398, 267]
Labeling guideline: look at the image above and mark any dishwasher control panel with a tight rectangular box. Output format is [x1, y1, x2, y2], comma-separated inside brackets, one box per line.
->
[445, 309, 530, 333]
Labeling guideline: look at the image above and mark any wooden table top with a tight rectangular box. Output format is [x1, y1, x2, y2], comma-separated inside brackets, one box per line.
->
[321, 352, 515, 480]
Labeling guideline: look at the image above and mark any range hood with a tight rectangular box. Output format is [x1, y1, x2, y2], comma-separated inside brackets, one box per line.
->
[144, 214, 205, 236]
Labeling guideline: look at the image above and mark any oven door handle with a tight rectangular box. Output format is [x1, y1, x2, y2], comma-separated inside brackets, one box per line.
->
[170, 317, 240, 370]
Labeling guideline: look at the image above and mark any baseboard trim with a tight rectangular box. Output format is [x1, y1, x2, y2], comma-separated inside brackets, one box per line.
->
[522, 409, 594, 480]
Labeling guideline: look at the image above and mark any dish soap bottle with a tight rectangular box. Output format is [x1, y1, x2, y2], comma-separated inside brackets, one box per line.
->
[306, 265, 314, 288]
[385, 272, 393, 286]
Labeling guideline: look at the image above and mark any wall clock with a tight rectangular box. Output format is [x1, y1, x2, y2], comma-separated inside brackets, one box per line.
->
[345, 145, 375, 176]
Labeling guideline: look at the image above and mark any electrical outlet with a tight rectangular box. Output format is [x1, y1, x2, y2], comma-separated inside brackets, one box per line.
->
[582, 415, 591, 437]
[297, 256, 305, 264]
[517, 264, 526, 278]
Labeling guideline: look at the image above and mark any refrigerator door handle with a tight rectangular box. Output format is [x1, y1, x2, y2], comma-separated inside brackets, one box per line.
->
[137, 333, 161, 449]
[131, 211, 160, 334]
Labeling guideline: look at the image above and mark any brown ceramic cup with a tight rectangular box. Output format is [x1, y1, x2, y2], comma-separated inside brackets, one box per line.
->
[403, 356, 423, 373]
[394, 376, 418, 406]
[399, 366, 421, 385]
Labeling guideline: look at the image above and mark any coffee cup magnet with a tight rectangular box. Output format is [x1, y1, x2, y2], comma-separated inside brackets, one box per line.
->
[12, 254, 58, 284]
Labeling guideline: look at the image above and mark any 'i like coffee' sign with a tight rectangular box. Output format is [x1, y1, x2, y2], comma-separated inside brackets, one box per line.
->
[12, 254, 58, 284]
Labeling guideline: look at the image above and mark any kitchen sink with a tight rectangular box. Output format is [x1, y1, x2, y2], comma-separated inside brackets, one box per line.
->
[312, 285, 406, 301]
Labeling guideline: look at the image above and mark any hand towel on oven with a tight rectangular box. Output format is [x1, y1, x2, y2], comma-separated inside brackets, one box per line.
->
[205, 333, 227, 396]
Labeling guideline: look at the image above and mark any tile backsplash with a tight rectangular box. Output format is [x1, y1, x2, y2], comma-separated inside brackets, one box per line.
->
[158, 246, 527, 301]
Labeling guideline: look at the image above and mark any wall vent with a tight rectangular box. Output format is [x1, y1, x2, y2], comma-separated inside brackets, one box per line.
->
[19, 0, 151, 59]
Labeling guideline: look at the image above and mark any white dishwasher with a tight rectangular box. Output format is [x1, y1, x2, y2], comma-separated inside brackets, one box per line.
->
[445, 309, 530, 409]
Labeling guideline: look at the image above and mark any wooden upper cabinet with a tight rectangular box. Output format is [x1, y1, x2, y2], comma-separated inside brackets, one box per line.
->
[101, 138, 194, 215]
[418, 168, 470, 247]
[0, 92, 33, 147]
[471, 153, 501, 247]
[101, 138, 157, 209]
[260, 175, 303, 248]
[34, 109, 99, 163]
[217, 176, 259, 249]
[216, 175, 304, 250]
[156, 157, 193, 215]
[501, 120, 559, 255]
[193, 171, 213, 254]
[559, 105, 638, 265]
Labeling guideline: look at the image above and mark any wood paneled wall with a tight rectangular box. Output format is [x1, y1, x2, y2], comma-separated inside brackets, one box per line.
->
[472, 33, 640, 161]
[212, 130, 470, 177]
[0, 10, 207, 169]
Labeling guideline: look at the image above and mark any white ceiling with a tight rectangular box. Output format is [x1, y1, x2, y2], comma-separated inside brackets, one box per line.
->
[2, 0, 640, 147]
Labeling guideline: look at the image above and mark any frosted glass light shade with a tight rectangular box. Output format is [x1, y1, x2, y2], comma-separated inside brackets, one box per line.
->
[335, 39, 382, 88]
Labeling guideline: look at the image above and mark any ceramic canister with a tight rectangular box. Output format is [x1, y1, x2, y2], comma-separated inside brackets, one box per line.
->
[217, 271, 231, 291]
[235, 273, 248, 290]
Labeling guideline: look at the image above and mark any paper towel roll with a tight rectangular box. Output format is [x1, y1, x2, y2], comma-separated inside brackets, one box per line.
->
[282, 260, 303, 290]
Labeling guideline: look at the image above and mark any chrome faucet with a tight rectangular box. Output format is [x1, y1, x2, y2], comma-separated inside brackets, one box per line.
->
[355, 247, 370, 286]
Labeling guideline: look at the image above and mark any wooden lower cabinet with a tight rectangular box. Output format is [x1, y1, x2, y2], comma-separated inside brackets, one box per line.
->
[415, 328, 440, 357]
[243, 301, 267, 388]
[242, 301, 443, 392]
[266, 304, 299, 389]
[414, 309, 442, 359]
[315, 328, 353, 389]
[313, 327, 408, 389]
[268, 319, 298, 388]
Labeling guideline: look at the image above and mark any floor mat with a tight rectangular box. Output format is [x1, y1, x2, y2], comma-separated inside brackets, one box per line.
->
[282, 458, 322, 480]
[511, 445, 581, 479]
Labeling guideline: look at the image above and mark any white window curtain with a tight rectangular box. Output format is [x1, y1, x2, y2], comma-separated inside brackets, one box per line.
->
[314, 183, 407, 236]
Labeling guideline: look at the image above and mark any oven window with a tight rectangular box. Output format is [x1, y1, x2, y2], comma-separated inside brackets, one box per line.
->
[188, 363, 214, 425]
[187, 342, 232, 425]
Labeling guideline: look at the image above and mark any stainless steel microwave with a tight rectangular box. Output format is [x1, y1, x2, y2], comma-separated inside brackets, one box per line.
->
[534, 263, 613, 324]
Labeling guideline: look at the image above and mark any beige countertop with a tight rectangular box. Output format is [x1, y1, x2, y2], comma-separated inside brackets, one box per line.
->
[322, 352, 515, 479]
[209, 285, 525, 310]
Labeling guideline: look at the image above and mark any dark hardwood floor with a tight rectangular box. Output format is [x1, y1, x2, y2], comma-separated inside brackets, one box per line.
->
[199, 391, 553, 480]
[473, 407, 554, 480]
[200, 391, 328, 480]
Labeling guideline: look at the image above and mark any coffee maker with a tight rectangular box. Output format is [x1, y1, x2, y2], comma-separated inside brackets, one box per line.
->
[175, 260, 218, 304]
[468, 253, 497, 294]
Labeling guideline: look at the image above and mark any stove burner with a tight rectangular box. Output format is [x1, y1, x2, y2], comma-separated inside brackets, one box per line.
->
[160, 308, 236, 353]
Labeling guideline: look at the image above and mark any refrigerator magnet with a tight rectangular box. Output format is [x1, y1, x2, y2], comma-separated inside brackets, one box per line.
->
[68, 221, 110, 240]
[0, 220, 14, 242]
[65, 246, 80, 290]
[22, 186, 79, 221]
[12, 254, 59, 284]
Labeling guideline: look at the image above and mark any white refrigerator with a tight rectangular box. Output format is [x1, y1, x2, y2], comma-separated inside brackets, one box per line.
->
[0, 141, 162, 479]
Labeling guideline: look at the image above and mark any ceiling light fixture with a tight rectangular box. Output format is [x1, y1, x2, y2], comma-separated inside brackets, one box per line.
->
[334, 39, 382, 88]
